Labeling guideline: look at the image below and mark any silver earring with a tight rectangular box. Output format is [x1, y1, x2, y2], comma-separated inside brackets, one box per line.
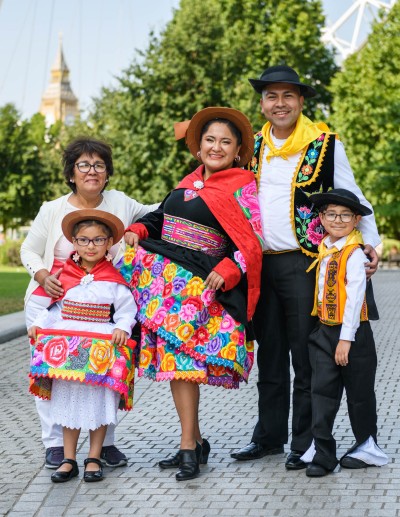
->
[197, 151, 201, 158]
[105, 251, 113, 262]
[235, 155, 241, 162]
[72, 252, 80, 263]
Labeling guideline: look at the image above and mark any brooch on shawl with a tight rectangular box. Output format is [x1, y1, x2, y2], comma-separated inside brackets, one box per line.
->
[80, 274, 94, 286]
[193, 180, 204, 190]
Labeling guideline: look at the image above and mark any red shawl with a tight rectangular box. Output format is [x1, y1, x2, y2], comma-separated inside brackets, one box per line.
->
[53, 256, 129, 303]
[176, 165, 262, 321]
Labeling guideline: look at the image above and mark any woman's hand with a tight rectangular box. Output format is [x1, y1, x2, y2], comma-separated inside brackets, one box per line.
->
[124, 231, 140, 250]
[35, 268, 63, 298]
[204, 271, 225, 290]
[42, 268, 64, 298]
[111, 328, 129, 346]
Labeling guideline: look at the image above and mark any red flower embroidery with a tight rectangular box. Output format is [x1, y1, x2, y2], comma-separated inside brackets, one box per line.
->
[42, 336, 69, 368]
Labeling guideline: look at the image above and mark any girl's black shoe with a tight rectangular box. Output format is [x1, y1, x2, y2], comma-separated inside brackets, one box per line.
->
[51, 458, 79, 483]
[83, 457, 104, 482]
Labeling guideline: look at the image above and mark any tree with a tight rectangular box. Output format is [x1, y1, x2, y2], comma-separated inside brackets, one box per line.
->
[330, 2, 400, 239]
[89, 0, 337, 202]
[0, 105, 63, 236]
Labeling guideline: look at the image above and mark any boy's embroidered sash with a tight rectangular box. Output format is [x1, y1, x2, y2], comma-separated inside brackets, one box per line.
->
[318, 245, 369, 325]
[29, 329, 136, 410]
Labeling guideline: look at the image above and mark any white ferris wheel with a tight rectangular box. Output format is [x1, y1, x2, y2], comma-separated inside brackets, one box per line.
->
[322, 0, 396, 61]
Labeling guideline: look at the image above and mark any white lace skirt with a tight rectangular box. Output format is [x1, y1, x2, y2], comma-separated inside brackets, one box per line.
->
[50, 380, 120, 431]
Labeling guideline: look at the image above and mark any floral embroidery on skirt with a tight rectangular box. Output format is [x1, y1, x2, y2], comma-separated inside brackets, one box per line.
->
[123, 246, 254, 389]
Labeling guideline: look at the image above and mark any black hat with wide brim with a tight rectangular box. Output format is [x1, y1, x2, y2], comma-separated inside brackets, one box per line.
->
[248, 65, 317, 98]
[309, 188, 372, 216]
[62, 209, 125, 243]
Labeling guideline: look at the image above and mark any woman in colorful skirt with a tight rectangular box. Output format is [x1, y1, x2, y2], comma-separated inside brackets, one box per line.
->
[29, 210, 137, 483]
[120, 107, 264, 481]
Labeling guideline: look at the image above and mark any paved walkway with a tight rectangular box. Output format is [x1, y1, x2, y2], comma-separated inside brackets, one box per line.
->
[1, 270, 399, 517]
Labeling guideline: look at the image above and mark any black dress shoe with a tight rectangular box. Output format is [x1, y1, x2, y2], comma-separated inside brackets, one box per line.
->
[340, 456, 370, 469]
[175, 444, 201, 481]
[230, 442, 284, 461]
[51, 458, 79, 483]
[306, 462, 331, 477]
[83, 457, 104, 482]
[285, 450, 307, 470]
[159, 439, 211, 469]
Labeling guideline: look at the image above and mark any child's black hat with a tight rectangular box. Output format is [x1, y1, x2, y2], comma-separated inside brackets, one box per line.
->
[309, 188, 372, 216]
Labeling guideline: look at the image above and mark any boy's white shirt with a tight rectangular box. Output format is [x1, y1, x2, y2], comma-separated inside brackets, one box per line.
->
[318, 234, 367, 342]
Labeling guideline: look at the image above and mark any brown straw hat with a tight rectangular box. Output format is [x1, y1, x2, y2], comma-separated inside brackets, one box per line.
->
[181, 107, 254, 167]
[62, 209, 125, 243]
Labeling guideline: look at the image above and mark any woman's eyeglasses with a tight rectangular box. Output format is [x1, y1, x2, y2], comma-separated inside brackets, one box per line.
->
[75, 162, 107, 174]
[73, 237, 109, 246]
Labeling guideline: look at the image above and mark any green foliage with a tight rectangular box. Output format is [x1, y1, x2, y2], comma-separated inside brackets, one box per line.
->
[0, 240, 23, 266]
[0, 106, 66, 235]
[330, 2, 400, 239]
[89, 0, 337, 202]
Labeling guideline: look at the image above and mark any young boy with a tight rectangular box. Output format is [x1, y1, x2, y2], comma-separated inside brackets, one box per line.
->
[303, 188, 388, 477]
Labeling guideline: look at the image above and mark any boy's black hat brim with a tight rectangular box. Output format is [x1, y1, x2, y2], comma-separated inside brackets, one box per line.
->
[309, 189, 372, 216]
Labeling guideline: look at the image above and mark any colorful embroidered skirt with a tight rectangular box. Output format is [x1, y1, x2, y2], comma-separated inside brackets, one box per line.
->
[120, 246, 254, 389]
[29, 329, 136, 410]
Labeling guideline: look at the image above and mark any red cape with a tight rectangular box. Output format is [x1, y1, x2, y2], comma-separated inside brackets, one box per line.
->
[176, 165, 262, 320]
[53, 256, 129, 303]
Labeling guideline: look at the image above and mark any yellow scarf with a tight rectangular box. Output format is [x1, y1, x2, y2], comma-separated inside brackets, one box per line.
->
[307, 229, 364, 315]
[261, 113, 330, 162]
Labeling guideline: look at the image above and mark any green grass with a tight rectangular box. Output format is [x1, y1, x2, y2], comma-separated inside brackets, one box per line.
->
[0, 268, 30, 315]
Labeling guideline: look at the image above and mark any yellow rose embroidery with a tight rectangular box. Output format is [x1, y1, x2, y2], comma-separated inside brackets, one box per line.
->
[146, 299, 159, 318]
[220, 342, 237, 361]
[176, 323, 194, 342]
[207, 316, 222, 335]
[161, 352, 176, 371]
[163, 263, 177, 282]
[186, 276, 204, 296]
[89, 340, 116, 374]
[139, 269, 152, 287]
[139, 349, 152, 369]
[124, 247, 136, 264]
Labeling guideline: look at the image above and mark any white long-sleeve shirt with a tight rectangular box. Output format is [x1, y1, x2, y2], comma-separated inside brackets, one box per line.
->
[318, 235, 367, 341]
[258, 133, 380, 251]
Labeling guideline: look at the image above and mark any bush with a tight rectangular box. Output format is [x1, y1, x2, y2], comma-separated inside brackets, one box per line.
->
[0, 240, 23, 267]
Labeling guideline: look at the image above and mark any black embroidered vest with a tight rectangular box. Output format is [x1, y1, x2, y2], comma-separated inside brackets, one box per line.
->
[249, 131, 336, 257]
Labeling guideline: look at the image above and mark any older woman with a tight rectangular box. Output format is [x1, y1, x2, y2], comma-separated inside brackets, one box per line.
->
[21, 137, 158, 469]
[121, 107, 264, 480]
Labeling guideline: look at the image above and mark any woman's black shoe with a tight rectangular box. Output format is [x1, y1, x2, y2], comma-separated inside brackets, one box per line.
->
[83, 457, 104, 482]
[175, 444, 201, 481]
[51, 458, 79, 483]
[159, 450, 181, 469]
[160, 439, 210, 468]
[199, 438, 211, 464]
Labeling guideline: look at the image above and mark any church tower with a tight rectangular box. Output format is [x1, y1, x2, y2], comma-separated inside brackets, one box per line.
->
[39, 36, 79, 125]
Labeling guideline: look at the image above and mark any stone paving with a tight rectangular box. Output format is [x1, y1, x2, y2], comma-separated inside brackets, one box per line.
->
[1, 270, 399, 517]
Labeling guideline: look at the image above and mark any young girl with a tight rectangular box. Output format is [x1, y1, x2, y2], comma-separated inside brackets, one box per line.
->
[29, 210, 137, 483]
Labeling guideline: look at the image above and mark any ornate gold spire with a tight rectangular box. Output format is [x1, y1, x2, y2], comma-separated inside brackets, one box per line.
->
[39, 34, 79, 125]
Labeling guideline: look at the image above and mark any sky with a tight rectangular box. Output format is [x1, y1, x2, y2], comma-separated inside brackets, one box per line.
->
[0, 0, 388, 120]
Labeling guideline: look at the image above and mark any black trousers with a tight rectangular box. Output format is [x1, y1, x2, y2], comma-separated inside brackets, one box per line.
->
[308, 321, 377, 471]
[252, 251, 317, 452]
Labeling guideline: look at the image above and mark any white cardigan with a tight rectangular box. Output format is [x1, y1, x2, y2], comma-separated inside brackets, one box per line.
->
[21, 189, 158, 304]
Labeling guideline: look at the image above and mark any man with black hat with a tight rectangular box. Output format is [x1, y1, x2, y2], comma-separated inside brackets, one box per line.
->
[230, 65, 380, 469]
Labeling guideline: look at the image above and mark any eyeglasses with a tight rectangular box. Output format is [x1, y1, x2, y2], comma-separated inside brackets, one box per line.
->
[73, 237, 109, 246]
[75, 161, 107, 174]
[322, 212, 355, 223]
